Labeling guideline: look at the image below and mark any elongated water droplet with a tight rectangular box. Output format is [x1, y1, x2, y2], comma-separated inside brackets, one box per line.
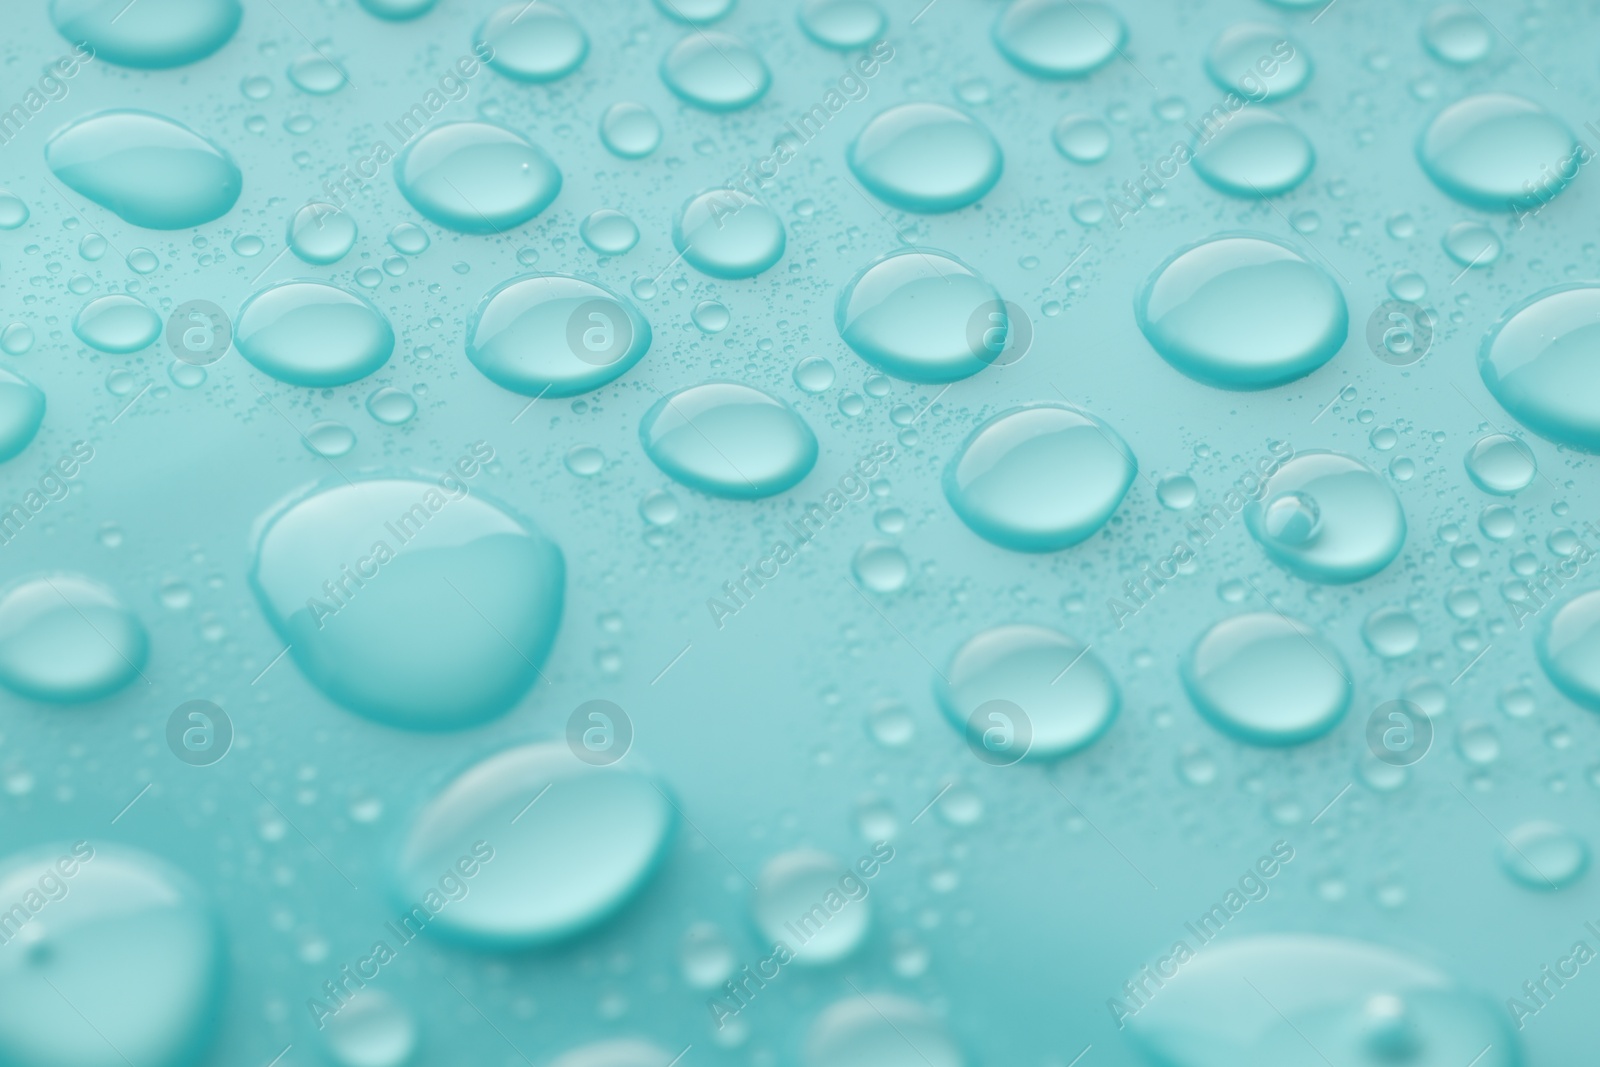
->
[46, 110, 242, 229]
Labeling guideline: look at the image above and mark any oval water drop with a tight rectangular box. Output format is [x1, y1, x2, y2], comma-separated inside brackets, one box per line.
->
[753, 850, 871, 965]
[1442, 221, 1500, 269]
[397, 743, 671, 945]
[1183, 613, 1351, 745]
[45, 110, 239, 230]
[836, 248, 1002, 383]
[358, 0, 437, 18]
[324, 992, 416, 1067]
[1205, 24, 1310, 102]
[72, 294, 160, 354]
[1245, 451, 1405, 583]
[993, 0, 1126, 79]
[0, 576, 148, 704]
[653, 0, 733, 22]
[1418, 94, 1575, 210]
[468, 274, 651, 397]
[599, 103, 663, 159]
[1538, 589, 1600, 711]
[1423, 4, 1491, 66]
[50, 0, 240, 68]
[1191, 110, 1314, 197]
[476, 2, 588, 83]
[236, 281, 394, 387]
[395, 122, 561, 234]
[1137, 234, 1347, 390]
[1498, 822, 1588, 890]
[1052, 114, 1111, 163]
[799, 0, 886, 49]
[673, 190, 785, 278]
[0, 370, 45, 464]
[639, 382, 817, 500]
[847, 103, 1002, 213]
[581, 210, 640, 256]
[1478, 284, 1600, 451]
[288, 203, 357, 265]
[661, 32, 769, 111]
[806, 996, 963, 1067]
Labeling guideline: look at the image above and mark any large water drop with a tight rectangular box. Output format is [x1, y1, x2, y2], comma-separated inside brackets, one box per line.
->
[1244, 451, 1406, 583]
[1478, 284, 1600, 452]
[468, 274, 650, 397]
[1418, 93, 1576, 210]
[45, 110, 242, 229]
[836, 248, 1002, 383]
[847, 103, 1002, 213]
[1183, 613, 1351, 745]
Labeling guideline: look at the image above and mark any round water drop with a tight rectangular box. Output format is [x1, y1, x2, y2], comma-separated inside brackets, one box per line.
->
[1538, 589, 1600, 711]
[50, 0, 240, 68]
[0, 370, 45, 463]
[847, 103, 1002, 213]
[599, 103, 662, 159]
[1137, 234, 1347, 390]
[0, 193, 27, 230]
[366, 387, 416, 426]
[288, 203, 356, 265]
[1424, 4, 1492, 66]
[660, 32, 769, 111]
[236, 281, 394, 387]
[1479, 284, 1600, 451]
[1205, 24, 1310, 102]
[0, 576, 148, 703]
[581, 210, 639, 256]
[1192, 110, 1314, 197]
[251, 478, 564, 729]
[553, 1042, 679, 1067]
[1052, 114, 1111, 163]
[853, 541, 909, 593]
[476, 2, 587, 83]
[1464, 433, 1535, 494]
[794, 356, 835, 392]
[127, 248, 159, 274]
[288, 53, 348, 94]
[936, 624, 1118, 759]
[1245, 451, 1405, 583]
[395, 122, 561, 234]
[397, 743, 671, 945]
[1157, 474, 1196, 510]
[1125, 935, 1519, 1067]
[1183, 613, 1351, 745]
[73, 294, 160, 354]
[1418, 94, 1575, 210]
[681, 923, 735, 988]
[1442, 221, 1500, 269]
[674, 190, 785, 278]
[358, 0, 437, 18]
[45, 110, 241, 229]
[836, 248, 1002, 383]
[1499, 822, 1588, 890]
[1, 324, 34, 355]
[0, 844, 223, 1067]
[753, 850, 871, 965]
[639, 382, 816, 499]
[692, 301, 729, 333]
[387, 223, 429, 255]
[806, 995, 963, 1067]
[799, 0, 886, 49]
[305, 420, 356, 458]
[944, 404, 1136, 552]
[325, 992, 417, 1067]
[992, 0, 1126, 79]
[468, 274, 650, 397]
[1363, 607, 1420, 658]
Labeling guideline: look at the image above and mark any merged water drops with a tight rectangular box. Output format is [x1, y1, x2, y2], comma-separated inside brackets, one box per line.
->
[1537, 588, 1600, 711]
[0, 844, 224, 1067]
[1244, 451, 1406, 583]
[1136, 234, 1348, 390]
[1125, 935, 1519, 1067]
[847, 103, 1003, 213]
[249, 476, 565, 729]
[476, 2, 588, 83]
[395, 122, 562, 234]
[72, 295, 160, 354]
[50, 0, 240, 68]
[836, 248, 1002, 383]
[944, 404, 1136, 552]
[396, 742, 672, 945]
[660, 32, 770, 111]
[805, 995, 963, 1067]
[1183, 613, 1351, 745]
[1417, 94, 1576, 210]
[1479, 284, 1600, 452]
[0, 576, 147, 704]
[236, 282, 394, 387]
[936, 623, 1119, 760]
[1204, 24, 1309, 102]
[467, 274, 651, 397]
[45, 111, 242, 229]
[1192, 110, 1315, 197]
[799, 0, 887, 49]
[0, 369, 45, 463]
[1498, 821, 1589, 890]
[673, 190, 786, 278]
[639, 382, 817, 499]
[752, 849, 872, 965]
[992, 0, 1126, 79]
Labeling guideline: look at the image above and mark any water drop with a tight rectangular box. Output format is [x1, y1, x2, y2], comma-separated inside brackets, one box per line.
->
[305, 420, 356, 458]
[836, 248, 1001, 383]
[1183, 613, 1351, 745]
[1052, 114, 1111, 163]
[467, 274, 651, 397]
[1538, 589, 1600, 711]
[0, 369, 46, 463]
[691, 301, 730, 333]
[1362, 607, 1420, 658]
[366, 387, 416, 426]
[799, 0, 886, 49]
[673, 190, 785, 278]
[45, 110, 242, 229]
[325, 992, 417, 1067]
[1418, 93, 1575, 210]
[805, 995, 962, 1067]
[288, 203, 357, 265]
[752, 850, 871, 965]
[639, 382, 817, 499]
[1205, 24, 1310, 102]
[0, 576, 148, 703]
[50, 0, 240, 68]
[1498, 822, 1588, 890]
[853, 541, 909, 592]
[580, 210, 640, 256]
[660, 32, 769, 111]
[847, 103, 1003, 213]
[476, 2, 588, 83]
[599, 102, 663, 159]
[395, 122, 561, 234]
[1191, 110, 1315, 197]
[236, 281, 394, 387]
[1423, 4, 1492, 66]
[73, 295, 160, 354]
[993, 0, 1127, 79]
[1244, 451, 1406, 583]
[1442, 221, 1500, 269]
[1479, 284, 1600, 451]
